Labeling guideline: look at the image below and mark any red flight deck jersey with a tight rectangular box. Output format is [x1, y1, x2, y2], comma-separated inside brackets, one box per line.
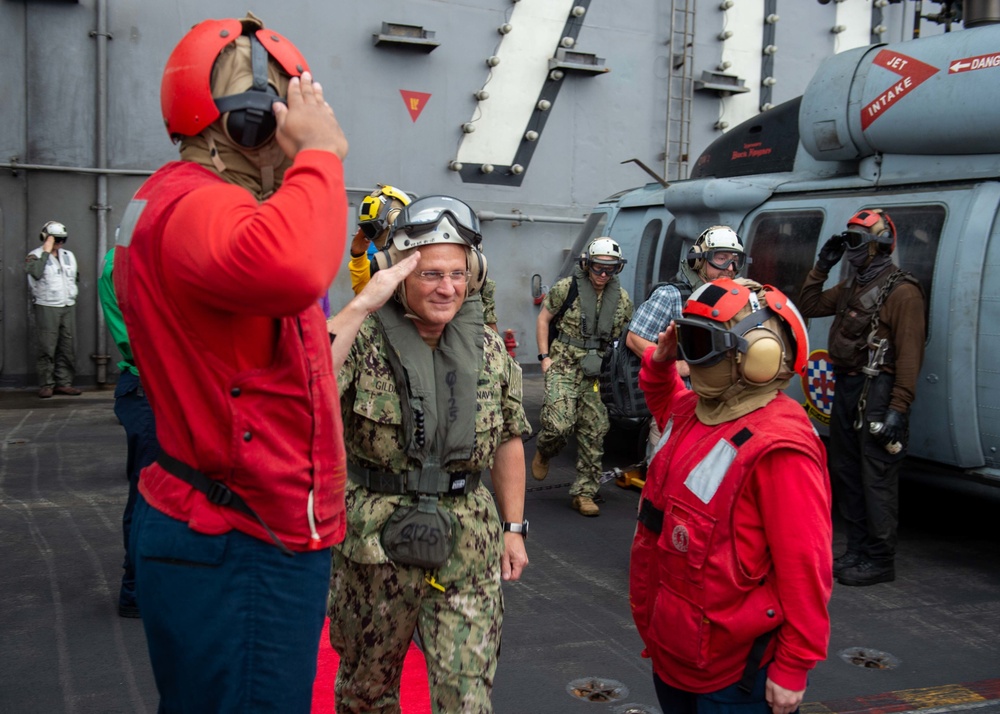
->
[114, 152, 349, 551]
[631, 351, 832, 694]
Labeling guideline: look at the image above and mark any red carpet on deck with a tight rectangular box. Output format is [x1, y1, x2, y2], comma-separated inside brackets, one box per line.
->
[312, 618, 432, 713]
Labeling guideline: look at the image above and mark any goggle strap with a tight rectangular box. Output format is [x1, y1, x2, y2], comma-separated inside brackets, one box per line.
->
[250, 32, 269, 92]
[728, 308, 777, 345]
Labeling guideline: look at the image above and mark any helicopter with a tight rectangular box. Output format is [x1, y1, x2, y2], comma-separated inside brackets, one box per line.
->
[559, 12, 1000, 492]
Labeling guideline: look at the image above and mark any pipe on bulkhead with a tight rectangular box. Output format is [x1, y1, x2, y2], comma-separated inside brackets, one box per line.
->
[93, 0, 111, 386]
[476, 212, 586, 225]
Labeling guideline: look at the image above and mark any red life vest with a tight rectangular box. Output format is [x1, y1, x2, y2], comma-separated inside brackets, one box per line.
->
[630, 390, 824, 692]
[115, 161, 346, 550]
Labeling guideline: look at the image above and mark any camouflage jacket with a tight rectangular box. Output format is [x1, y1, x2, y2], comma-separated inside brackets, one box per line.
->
[544, 275, 633, 373]
[336, 316, 531, 564]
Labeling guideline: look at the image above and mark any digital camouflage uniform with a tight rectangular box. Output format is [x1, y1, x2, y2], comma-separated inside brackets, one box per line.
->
[330, 312, 530, 714]
[481, 277, 498, 327]
[539, 273, 633, 498]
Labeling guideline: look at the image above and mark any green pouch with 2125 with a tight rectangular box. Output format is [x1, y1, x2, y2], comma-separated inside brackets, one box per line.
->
[381, 494, 456, 569]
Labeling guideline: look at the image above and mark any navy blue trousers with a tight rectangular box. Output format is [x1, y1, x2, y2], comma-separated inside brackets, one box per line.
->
[132, 496, 332, 713]
[113, 370, 158, 610]
[654, 668, 799, 714]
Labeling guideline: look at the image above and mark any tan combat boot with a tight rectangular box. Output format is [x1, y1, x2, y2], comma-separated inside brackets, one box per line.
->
[531, 451, 549, 481]
[572, 495, 600, 517]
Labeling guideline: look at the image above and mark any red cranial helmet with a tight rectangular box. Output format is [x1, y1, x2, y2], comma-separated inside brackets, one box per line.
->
[678, 277, 809, 384]
[160, 15, 309, 144]
[846, 208, 896, 253]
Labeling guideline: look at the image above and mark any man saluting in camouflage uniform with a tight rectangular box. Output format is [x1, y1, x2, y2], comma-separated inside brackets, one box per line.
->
[326, 195, 530, 713]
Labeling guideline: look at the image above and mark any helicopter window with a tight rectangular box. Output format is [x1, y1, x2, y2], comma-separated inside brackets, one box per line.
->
[654, 223, 682, 289]
[745, 211, 825, 298]
[634, 219, 667, 298]
[877, 205, 944, 307]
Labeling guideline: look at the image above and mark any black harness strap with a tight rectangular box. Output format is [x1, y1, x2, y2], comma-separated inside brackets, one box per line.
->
[547, 275, 579, 348]
[738, 629, 775, 694]
[637, 498, 664, 534]
[156, 452, 294, 557]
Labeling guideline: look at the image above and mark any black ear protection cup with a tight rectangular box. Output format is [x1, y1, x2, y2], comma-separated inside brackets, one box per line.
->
[215, 34, 279, 149]
[222, 85, 278, 148]
[739, 327, 785, 385]
[686, 246, 701, 271]
[578, 253, 588, 271]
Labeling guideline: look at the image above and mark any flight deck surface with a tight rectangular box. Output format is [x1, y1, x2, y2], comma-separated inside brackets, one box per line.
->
[1, 374, 998, 713]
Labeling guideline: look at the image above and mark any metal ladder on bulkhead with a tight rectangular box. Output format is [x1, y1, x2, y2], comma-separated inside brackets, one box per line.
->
[665, 0, 696, 182]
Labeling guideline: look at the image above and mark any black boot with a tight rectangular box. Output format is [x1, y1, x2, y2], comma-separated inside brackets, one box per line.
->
[837, 558, 895, 586]
[833, 551, 863, 577]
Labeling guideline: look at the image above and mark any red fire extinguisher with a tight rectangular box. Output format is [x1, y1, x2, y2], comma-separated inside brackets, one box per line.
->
[503, 329, 517, 358]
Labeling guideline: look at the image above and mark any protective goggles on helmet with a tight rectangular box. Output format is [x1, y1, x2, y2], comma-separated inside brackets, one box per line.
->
[589, 261, 624, 276]
[674, 309, 773, 366]
[844, 229, 875, 249]
[394, 195, 482, 247]
[703, 249, 748, 271]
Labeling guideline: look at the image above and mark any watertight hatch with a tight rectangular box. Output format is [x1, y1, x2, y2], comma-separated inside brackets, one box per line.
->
[839, 646, 900, 669]
[567, 677, 629, 702]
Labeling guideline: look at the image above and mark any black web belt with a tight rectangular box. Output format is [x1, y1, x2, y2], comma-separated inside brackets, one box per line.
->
[349, 465, 481, 496]
[156, 452, 294, 557]
[637, 498, 664, 534]
[636, 497, 775, 693]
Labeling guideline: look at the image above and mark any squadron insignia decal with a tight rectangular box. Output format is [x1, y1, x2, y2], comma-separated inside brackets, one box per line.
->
[803, 349, 836, 426]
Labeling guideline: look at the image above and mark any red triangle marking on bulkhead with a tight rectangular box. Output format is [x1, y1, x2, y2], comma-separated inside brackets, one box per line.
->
[400, 90, 432, 122]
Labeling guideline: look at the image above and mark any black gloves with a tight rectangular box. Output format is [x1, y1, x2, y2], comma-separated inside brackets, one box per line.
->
[815, 233, 848, 273]
[874, 408, 908, 448]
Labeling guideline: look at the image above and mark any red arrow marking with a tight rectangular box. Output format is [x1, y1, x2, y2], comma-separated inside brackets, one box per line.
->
[949, 52, 1000, 74]
[861, 50, 938, 130]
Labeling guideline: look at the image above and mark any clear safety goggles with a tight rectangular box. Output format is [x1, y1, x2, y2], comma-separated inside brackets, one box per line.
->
[704, 250, 749, 272]
[395, 196, 482, 246]
[589, 261, 624, 276]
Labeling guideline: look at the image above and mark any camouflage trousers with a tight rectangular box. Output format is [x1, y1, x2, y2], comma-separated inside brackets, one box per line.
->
[328, 537, 504, 712]
[536, 362, 610, 497]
